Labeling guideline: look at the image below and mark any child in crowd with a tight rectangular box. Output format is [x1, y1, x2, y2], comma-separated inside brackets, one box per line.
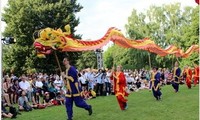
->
[82, 88, 90, 100]
[88, 88, 96, 99]
[56, 90, 65, 105]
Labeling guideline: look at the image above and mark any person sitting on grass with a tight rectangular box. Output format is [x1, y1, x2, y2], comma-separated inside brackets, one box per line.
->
[81, 88, 90, 100]
[43, 92, 54, 107]
[1, 101, 17, 119]
[47, 77, 57, 99]
[18, 91, 37, 112]
[136, 79, 141, 89]
[88, 88, 96, 99]
[56, 90, 65, 105]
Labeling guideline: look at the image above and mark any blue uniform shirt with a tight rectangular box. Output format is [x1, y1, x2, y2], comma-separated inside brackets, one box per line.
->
[65, 66, 82, 97]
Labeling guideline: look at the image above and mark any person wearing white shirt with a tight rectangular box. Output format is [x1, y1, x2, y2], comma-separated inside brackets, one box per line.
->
[35, 79, 43, 88]
[19, 77, 31, 92]
[35, 76, 44, 104]
[105, 70, 111, 95]
[53, 75, 63, 92]
[127, 74, 134, 84]
[78, 71, 88, 90]
[83, 70, 89, 90]
[127, 74, 135, 91]
[94, 69, 104, 96]
[87, 69, 95, 90]
[19, 75, 31, 102]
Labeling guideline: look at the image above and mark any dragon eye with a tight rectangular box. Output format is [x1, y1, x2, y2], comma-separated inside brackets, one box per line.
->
[33, 31, 40, 39]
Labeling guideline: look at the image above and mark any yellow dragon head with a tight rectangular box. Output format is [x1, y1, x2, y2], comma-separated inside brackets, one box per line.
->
[33, 25, 71, 57]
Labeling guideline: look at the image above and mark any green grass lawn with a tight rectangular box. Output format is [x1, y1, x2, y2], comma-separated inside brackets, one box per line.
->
[5, 85, 199, 120]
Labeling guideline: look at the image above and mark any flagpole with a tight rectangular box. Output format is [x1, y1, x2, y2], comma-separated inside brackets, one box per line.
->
[148, 52, 152, 69]
[54, 51, 62, 73]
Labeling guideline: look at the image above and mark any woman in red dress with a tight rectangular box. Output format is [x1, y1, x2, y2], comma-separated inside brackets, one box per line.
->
[111, 65, 129, 110]
[193, 63, 199, 87]
[183, 65, 192, 89]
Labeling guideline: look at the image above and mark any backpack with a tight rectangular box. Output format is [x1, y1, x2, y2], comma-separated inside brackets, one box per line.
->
[23, 101, 32, 112]
[9, 106, 18, 117]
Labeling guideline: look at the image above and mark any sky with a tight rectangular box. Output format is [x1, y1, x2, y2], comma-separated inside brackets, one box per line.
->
[75, 0, 197, 39]
[0, 0, 197, 46]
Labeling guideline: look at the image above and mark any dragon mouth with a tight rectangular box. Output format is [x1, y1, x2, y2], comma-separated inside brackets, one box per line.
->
[33, 42, 52, 55]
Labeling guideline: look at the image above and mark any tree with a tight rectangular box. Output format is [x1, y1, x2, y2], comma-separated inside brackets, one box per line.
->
[104, 3, 199, 70]
[76, 51, 97, 70]
[125, 3, 199, 69]
[2, 0, 83, 75]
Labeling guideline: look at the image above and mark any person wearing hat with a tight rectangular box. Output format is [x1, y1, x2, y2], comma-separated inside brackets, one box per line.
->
[61, 57, 92, 120]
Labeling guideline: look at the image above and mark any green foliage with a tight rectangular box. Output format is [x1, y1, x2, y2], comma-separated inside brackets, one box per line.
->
[76, 51, 97, 70]
[103, 46, 114, 69]
[2, 0, 83, 75]
[5, 85, 199, 120]
[104, 3, 199, 69]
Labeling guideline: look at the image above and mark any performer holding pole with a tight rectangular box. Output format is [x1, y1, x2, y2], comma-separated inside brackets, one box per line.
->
[149, 69, 155, 91]
[151, 67, 162, 101]
[171, 62, 181, 92]
[193, 63, 199, 87]
[110, 65, 129, 110]
[61, 57, 92, 120]
[183, 65, 192, 89]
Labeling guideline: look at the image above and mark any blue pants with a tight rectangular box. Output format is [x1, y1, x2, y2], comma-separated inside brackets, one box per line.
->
[152, 88, 162, 100]
[65, 96, 91, 120]
[149, 81, 152, 89]
[172, 82, 179, 92]
[105, 82, 111, 94]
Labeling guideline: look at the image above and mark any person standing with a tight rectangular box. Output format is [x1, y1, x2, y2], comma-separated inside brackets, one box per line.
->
[105, 70, 112, 95]
[183, 65, 192, 89]
[193, 63, 199, 87]
[151, 67, 162, 100]
[149, 69, 155, 91]
[78, 71, 88, 90]
[94, 69, 104, 96]
[171, 62, 181, 92]
[61, 58, 92, 120]
[87, 68, 95, 90]
[110, 65, 129, 110]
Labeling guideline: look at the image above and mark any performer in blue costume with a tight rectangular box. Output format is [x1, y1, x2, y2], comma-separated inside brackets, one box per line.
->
[151, 67, 162, 101]
[171, 62, 181, 93]
[61, 57, 92, 120]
